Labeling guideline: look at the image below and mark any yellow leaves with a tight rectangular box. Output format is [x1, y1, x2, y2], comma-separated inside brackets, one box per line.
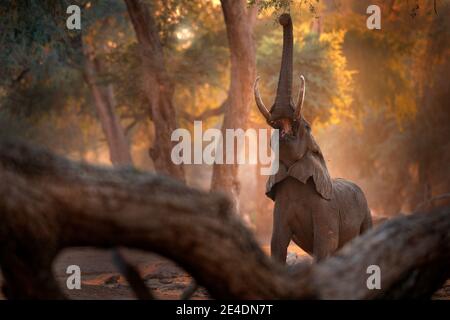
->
[316, 30, 355, 126]
[320, 31, 347, 69]
[210, 0, 221, 7]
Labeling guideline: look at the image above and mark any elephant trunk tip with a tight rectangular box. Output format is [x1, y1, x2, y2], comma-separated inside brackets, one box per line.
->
[272, 12, 294, 121]
[279, 13, 291, 26]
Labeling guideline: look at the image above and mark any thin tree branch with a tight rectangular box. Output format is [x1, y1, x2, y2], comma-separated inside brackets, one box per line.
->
[112, 249, 155, 300]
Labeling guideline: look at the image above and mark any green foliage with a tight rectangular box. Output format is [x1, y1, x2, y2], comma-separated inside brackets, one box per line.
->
[0, 0, 448, 216]
[0, 0, 130, 147]
[174, 31, 229, 89]
[0, 0, 229, 152]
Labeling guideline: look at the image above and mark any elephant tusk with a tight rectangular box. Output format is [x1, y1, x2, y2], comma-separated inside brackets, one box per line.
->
[294, 74, 306, 120]
[254, 76, 271, 122]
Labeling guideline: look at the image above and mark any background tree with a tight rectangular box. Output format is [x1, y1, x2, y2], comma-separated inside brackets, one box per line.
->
[124, 0, 185, 180]
[316, 0, 450, 215]
[0, 0, 134, 165]
[0, 0, 448, 229]
[210, 0, 257, 210]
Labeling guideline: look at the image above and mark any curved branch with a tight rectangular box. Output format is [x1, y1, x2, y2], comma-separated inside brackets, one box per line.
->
[0, 139, 448, 299]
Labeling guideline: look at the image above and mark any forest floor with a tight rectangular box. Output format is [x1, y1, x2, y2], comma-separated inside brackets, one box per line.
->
[0, 244, 449, 300]
[54, 244, 309, 300]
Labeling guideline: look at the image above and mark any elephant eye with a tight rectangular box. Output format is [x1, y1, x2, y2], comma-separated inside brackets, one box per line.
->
[305, 123, 311, 131]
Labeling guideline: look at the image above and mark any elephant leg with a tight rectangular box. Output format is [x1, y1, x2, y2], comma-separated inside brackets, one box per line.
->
[312, 210, 339, 262]
[271, 208, 292, 263]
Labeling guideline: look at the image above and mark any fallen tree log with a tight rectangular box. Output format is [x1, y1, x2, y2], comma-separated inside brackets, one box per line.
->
[0, 139, 449, 299]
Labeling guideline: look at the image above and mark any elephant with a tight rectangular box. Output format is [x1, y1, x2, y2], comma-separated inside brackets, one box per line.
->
[254, 13, 372, 263]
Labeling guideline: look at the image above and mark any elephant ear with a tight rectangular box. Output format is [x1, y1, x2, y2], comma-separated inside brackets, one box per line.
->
[287, 151, 333, 200]
[265, 162, 288, 201]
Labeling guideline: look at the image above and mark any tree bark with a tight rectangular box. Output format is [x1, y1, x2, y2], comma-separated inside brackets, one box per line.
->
[83, 51, 132, 166]
[0, 139, 448, 300]
[211, 0, 257, 210]
[124, 0, 185, 181]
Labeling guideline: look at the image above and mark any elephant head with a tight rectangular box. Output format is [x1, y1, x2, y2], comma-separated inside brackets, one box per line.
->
[255, 13, 332, 200]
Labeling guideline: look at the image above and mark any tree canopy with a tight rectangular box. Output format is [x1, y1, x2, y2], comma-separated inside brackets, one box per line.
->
[0, 0, 448, 216]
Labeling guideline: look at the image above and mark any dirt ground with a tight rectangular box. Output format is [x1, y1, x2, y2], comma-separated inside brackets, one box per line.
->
[0, 245, 448, 300]
[55, 244, 307, 300]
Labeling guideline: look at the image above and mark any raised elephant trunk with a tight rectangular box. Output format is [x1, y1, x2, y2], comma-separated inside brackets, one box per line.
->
[254, 13, 305, 131]
[272, 13, 294, 121]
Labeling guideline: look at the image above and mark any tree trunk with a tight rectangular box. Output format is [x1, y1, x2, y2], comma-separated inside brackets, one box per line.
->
[83, 45, 152, 298]
[211, 0, 257, 210]
[0, 139, 448, 299]
[124, 0, 185, 182]
[83, 51, 132, 166]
